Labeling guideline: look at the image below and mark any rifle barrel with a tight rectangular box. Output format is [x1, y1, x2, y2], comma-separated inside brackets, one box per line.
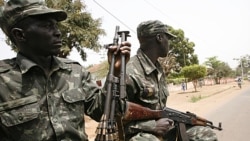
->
[95, 26, 131, 141]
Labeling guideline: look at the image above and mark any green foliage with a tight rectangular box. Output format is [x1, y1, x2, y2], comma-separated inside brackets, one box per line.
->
[166, 77, 185, 85]
[204, 56, 233, 84]
[168, 26, 199, 67]
[234, 55, 250, 78]
[189, 95, 202, 103]
[181, 64, 207, 81]
[181, 64, 206, 91]
[167, 71, 184, 80]
[1, 0, 105, 61]
[159, 26, 199, 76]
[46, 0, 105, 60]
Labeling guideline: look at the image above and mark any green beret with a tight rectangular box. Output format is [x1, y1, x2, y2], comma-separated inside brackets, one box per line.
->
[137, 20, 176, 38]
[0, 0, 67, 36]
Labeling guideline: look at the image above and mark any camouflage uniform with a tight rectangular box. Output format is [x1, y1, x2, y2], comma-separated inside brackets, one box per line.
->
[125, 48, 169, 140]
[0, 54, 105, 141]
[0, 1, 106, 140]
[124, 20, 218, 141]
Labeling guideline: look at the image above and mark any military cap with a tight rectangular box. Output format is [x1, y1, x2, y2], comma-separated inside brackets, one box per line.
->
[137, 20, 176, 38]
[0, 0, 67, 35]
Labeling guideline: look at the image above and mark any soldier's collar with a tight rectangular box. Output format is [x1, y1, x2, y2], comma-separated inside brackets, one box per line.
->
[137, 49, 157, 75]
[16, 53, 71, 74]
[16, 53, 37, 74]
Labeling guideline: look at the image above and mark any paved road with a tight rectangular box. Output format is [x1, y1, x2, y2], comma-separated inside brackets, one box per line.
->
[86, 82, 248, 141]
[206, 86, 250, 141]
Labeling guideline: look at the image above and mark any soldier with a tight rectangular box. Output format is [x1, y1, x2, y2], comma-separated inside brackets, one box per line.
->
[0, 0, 131, 140]
[124, 20, 218, 141]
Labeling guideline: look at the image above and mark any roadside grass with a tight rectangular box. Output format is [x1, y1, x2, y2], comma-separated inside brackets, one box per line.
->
[190, 95, 202, 102]
[189, 95, 209, 103]
[189, 95, 205, 103]
[189, 85, 233, 103]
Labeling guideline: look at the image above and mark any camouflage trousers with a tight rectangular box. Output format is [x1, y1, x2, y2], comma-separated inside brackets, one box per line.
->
[128, 126, 218, 141]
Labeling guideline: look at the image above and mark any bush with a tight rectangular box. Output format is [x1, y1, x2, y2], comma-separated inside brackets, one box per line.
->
[167, 77, 186, 85]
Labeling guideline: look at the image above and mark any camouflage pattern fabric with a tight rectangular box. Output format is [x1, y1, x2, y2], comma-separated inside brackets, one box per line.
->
[186, 126, 218, 141]
[0, 53, 105, 141]
[124, 48, 169, 140]
[129, 132, 161, 141]
[0, 0, 67, 36]
[128, 126, 218, 141]
[125, 49, 218, 141]
[136, 20, 176, 38]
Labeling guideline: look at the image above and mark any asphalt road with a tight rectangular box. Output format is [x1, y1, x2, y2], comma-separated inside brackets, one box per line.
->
[206, 86, 250, 141]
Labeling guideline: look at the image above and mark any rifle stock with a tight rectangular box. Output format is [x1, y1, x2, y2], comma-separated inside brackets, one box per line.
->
[123, 102, 163, 121]
[123, 102, 222, 131]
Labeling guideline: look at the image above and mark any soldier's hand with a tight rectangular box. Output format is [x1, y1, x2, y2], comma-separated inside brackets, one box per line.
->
[107, 41, 131, 76]
[153, 118, 174, 136]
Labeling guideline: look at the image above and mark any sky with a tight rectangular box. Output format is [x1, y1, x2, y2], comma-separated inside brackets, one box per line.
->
[0, 0, 250, 69]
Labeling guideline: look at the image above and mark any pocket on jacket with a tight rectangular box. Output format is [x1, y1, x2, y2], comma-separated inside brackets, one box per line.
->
[0, 95, 40, 127]
[62, 88, 85, 103]
[61, 88, 85, 117]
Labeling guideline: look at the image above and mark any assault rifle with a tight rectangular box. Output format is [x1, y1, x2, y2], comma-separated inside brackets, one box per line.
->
[123, 102, 222, 141]
[95, 26, 130, 141]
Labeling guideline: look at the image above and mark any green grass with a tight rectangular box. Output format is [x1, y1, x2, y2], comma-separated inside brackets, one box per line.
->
[189, 94, 211, 103]
[189, 95, 202, 103]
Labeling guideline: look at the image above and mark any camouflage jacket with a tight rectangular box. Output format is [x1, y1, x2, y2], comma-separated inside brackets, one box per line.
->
[0, 53, 105, 141]
[125, 49, 169, 136]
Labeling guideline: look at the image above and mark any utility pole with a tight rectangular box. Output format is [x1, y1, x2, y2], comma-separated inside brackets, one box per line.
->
[183, 46, 187, 90]
[233, 57, 244, 79]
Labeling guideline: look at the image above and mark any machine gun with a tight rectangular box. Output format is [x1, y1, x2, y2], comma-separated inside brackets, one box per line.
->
[95, 26, 130, 141]
[123, 102, 222, 141]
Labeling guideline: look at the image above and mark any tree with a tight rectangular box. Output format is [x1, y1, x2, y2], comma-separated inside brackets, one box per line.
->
[91, 25, 201, 79]
[204, 56, 233, 84]
[234, 54, 250, 78]
[217, 62, 233, 78]
[0, 0, 105, 61]
[169, 26, 199, 66]
[181, 64, 207, 92]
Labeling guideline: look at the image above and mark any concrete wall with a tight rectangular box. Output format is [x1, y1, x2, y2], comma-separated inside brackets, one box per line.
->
[167, 78, 235, 93]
